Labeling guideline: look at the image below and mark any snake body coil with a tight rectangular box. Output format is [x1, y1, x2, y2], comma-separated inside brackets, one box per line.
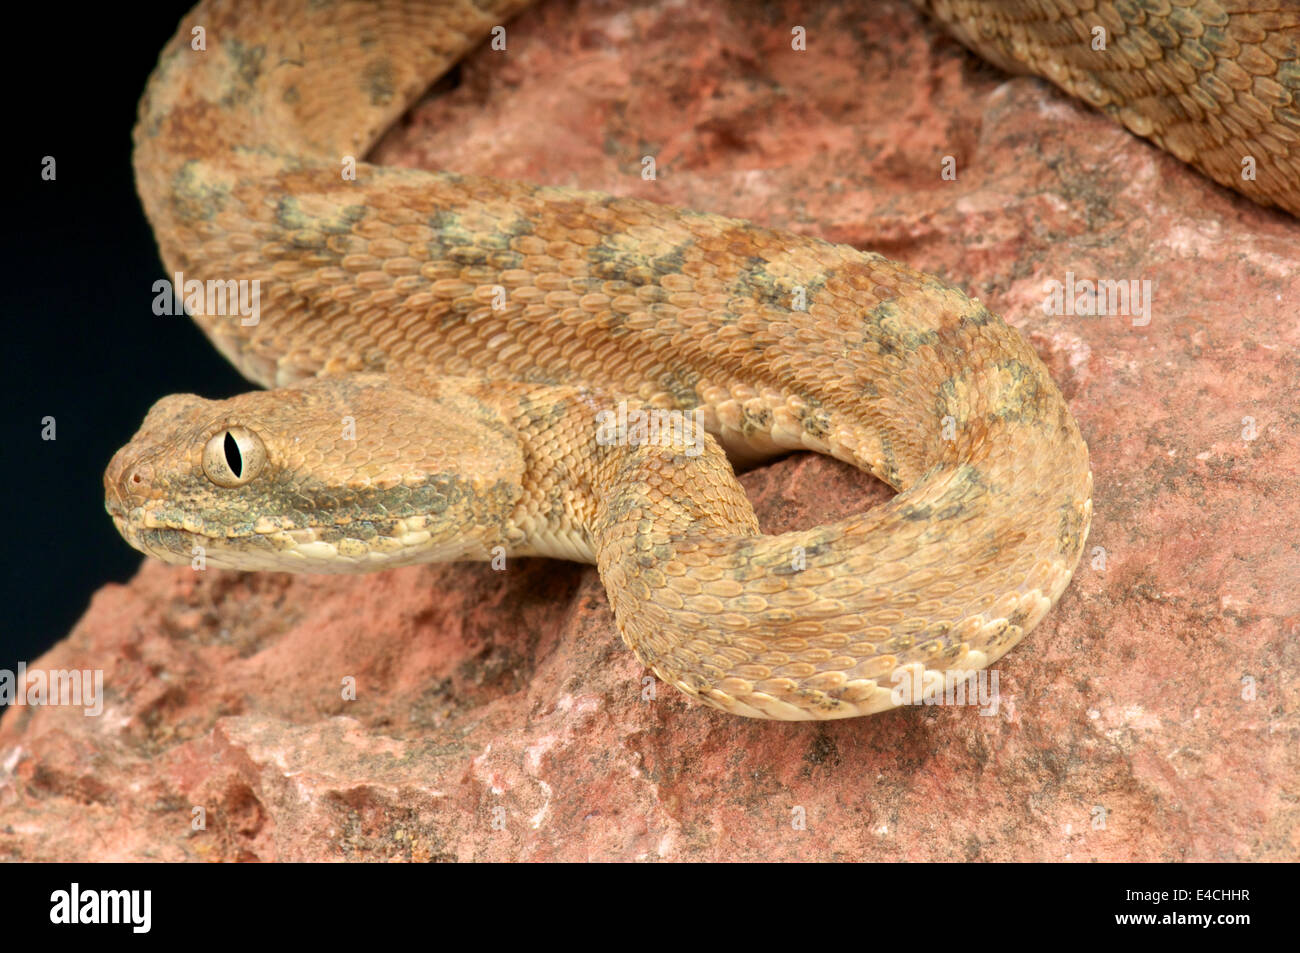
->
[107, 0, 1298, 718]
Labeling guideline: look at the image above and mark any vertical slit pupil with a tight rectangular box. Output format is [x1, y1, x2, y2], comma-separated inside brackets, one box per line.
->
[223, 431, 243, 478]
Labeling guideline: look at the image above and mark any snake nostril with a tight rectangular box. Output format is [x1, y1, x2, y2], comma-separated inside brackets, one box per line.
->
[122, 463, 152, 494]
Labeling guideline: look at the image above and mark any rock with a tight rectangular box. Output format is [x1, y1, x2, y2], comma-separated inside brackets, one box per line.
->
[3, 0, 1296, 861]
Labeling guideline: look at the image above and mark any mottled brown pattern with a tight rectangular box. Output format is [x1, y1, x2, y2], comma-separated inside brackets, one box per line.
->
[915, 0, 1300, 217]
[108, 0, 1292, 718]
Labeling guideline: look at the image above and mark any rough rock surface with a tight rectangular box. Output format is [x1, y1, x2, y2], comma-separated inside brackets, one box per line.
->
[3, 0, 1297, 861]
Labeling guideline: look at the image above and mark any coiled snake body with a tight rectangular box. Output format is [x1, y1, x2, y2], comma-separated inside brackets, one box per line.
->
[106, 0, 1299, 719]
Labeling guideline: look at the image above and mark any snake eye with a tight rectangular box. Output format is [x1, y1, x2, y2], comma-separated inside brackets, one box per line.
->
[202, 426, 266, 488]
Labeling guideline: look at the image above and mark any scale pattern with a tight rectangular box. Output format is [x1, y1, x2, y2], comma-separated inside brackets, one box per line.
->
[107, 0, 1294, 717]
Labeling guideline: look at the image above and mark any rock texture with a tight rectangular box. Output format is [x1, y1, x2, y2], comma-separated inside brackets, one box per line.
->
[3, 0, 1297, 861]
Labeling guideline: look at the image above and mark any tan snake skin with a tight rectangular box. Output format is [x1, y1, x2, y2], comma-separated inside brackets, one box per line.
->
[105, 0, 1297, 719]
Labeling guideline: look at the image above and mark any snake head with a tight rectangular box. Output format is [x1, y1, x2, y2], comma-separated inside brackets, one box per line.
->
[104, 374, 525, 572]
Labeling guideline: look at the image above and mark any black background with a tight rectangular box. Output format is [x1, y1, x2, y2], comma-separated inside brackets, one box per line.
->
[0, 860, 1279, 934]
[2, 0, 244, 700]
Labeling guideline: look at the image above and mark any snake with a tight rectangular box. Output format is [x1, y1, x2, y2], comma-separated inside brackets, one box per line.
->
[104, 0, 1299, 720]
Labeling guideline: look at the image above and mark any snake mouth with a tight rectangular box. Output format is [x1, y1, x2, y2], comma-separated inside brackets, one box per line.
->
[108, 506, 218, 566]
[108, 504, 495, 573]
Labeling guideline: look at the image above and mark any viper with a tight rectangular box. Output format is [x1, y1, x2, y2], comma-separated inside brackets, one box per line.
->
[106, 0, 1299, 719]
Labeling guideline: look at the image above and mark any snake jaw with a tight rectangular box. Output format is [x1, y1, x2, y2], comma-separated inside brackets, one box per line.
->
[111, 513, 508, 573]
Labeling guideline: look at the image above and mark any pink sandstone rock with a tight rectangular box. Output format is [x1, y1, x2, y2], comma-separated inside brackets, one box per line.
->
[2, 0, 1296, 861]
